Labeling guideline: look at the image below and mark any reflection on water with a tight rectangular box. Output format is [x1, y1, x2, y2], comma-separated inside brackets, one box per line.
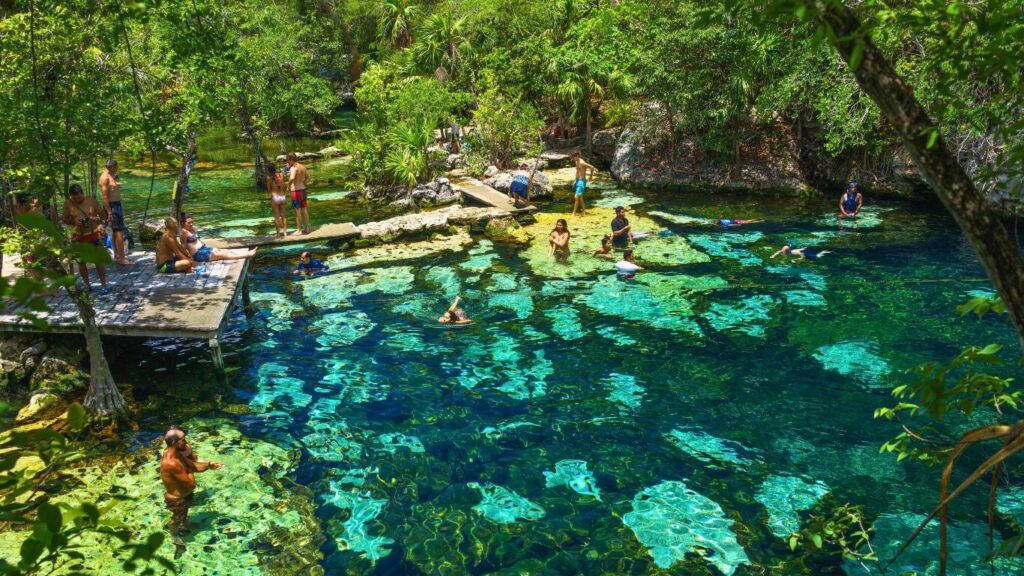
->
[93, 156, 1024, 574]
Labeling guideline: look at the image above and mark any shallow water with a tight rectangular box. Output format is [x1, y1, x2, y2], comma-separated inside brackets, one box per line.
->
[75, 155, 1024, 574]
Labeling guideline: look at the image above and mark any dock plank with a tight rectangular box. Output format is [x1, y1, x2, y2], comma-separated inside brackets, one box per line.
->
[449, 176, 537, 214]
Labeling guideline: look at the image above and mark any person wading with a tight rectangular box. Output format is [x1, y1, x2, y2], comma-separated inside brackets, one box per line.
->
[99, 159, 131, 265]
[286, 152, 312, 235]
[160, 425, 223, 545]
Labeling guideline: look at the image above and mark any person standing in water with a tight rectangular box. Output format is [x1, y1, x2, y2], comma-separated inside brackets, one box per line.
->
[570, 152, 596, 217]
[160, 425, 223, 545]
[286, 152, 312, 235]
[615, 249, 643, 278]
[99, 159, 131, 265]
[266, 164, 289, 237]
[548, 218, 571, 260]
[770, 244, 832, 261]
[839, 182, 862, 218]
[62, 184, 108, 291]
[610, 206, 633, 248]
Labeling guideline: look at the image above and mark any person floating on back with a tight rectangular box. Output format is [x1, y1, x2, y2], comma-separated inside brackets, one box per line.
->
[156, 217, 195, 274]
[438, 295, 473, 325]
[62, 184, 109, 292]
[99, 159, 132, 266]
[616, 249, 644, 278]
[770, 244, 832, 261]
[717, 216, 764, 229]
[286, 152, 312, 235]
[509, 163, 533, 208]
[839, 182, 862, 218]
[610, 206, 633, 248]
[570, 151, 596, 217]
[160, 425, 223, 547]
[294, 251, 328, 275]
[548, 218, 571, 261]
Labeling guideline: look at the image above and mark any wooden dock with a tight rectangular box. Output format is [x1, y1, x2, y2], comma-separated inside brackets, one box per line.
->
[449, 176, 537, 214]
[205, 222, 360, 249]
[0, 253, 250, 369]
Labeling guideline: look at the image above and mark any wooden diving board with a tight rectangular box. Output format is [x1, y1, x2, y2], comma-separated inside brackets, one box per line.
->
[204, 222, 361, 249]
[449, 176, 537, 214]
[0, 253, 250, 370]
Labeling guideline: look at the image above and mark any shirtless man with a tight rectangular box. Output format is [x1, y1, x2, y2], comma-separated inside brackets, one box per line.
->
[99, 159, 130, 265]
[61, 184, 108, 290]
[160, 425, 223, 543]
[570, 151, 596, 217]
[156, 217, 194, 273]
[286, 152, 312, 235]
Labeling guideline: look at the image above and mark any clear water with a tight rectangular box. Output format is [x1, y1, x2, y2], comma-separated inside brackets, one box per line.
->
[87, 154, 1024, 574]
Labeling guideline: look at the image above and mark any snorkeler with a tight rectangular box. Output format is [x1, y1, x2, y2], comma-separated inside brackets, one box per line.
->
[294, 251, 329, 275]
[594, 234, 615, 259]
[770, 244, 832, 261]
[438, 295, 473, 325]
[717, 216, 764, 229]
[615, 249, 643, 278]
[839, 182, 863, 218]
[548, 218, 571, 260]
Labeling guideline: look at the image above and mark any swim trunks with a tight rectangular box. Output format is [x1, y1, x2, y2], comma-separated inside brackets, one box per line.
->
[157, 256, 181, 273]
[165, 493, 194, 526]
[194, 246, 213, 262]
[71, 232, 101, 246]
[574, 179, 587, 196]
[291, 189, 308, 209]
[108, 201, 126, 231]
[510, 175, 529, 199]
[719, 219, 736, 228]
[803, 250, 820, 261]
[842, 193, 859, 214]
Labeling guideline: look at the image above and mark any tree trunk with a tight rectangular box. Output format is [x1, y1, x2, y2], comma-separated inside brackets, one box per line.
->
[816, 1, 1024, 350]
[585, 96, 593, 156]
[238, 87, 270, 191]
[68, 286, 126, 416]
[170, 130, 197, 223]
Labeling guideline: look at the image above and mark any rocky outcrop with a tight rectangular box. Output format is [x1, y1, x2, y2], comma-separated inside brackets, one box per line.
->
[365, 177, 463, 217]
[591, 128, 622, 168]
[0, 335, 88, 400]
[484, 216, 533, 245]
[274, 146, 347, 163]
[356, 205, 513, 246]
[482, 167, 554, 199]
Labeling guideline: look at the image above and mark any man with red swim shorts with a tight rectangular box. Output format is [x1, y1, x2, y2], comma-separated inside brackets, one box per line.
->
[286, 152, 312, 235]
[61, 184, 108, 292]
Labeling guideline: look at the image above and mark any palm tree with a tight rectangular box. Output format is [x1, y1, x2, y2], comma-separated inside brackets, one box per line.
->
[413, 12, 473, 84]
[377, 0, 420, 49]
[553, 62, 633, 155]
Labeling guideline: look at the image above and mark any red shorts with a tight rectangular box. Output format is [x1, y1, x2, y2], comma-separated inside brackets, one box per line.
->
[291, 189, 308, 209]
[71, 232, 101, 246]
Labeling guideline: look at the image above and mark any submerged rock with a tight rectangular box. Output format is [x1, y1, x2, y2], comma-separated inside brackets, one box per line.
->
[754, 475, 829, 537]
[543, 459, 602, 500]
[665, 428, 759, 467]
[622, 480, 749, 574]
[468, 482, 545, 524]
[485, 216, 533, 245]
[812, 340, 892, 389]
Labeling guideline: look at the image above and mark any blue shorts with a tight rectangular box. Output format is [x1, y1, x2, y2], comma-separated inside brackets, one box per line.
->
[194, 246, 213, 262]
[575, 179, 587, 196]
[109, 201, 126, 231]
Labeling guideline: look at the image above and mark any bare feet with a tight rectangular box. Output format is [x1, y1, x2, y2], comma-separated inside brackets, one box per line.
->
[116, 258, 133, 266]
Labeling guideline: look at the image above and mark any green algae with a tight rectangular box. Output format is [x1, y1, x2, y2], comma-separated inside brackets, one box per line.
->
[754, 475, 829, 537]
[591, 187, 645, 208]
[468, 482, 545, 524]
[665, 428, 758, 466]
[375, 432, 426, 454]
[577, 274, 704, 334]
[687, 233, 763, 266]
[521, 209, 707, 278]
[816, 206, 892, 229]
[0, 418, 324, 576]
[543, 459, 602, 500]
[812, 341, 892, 388]
[702, 294, 777, 337]
[323, 230, 474, 270]
[601, 372, 644, 413]
[622, 480, 749, 574]
[783, 289, 827, 307]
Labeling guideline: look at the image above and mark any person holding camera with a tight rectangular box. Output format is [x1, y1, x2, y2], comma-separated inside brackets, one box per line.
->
[61, 184, 108, 291]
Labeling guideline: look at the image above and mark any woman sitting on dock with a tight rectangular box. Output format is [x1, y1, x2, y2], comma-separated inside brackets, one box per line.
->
[179, 213, 257, 263]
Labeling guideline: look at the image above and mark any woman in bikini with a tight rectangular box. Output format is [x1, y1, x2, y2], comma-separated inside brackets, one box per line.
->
[266, 164, 289, 237]
[548, 219, 571, 261]
[179, 213, 257, 263]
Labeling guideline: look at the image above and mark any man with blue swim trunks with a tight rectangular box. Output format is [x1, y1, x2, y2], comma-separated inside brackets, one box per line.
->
[839, 181, 862, 218]
[570, 151, 596, 217]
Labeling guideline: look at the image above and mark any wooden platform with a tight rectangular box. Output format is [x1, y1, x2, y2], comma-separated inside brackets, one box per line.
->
[205, 222, 360, 249]
[449, 176, 537, 214]
[0, 253, 250, 368]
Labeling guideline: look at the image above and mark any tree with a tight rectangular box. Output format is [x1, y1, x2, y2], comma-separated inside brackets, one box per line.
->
[413, 11, 473, 84]
[378, 0, 421, 49]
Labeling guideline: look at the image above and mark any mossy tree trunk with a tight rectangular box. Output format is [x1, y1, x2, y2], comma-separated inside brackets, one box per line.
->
[169, 130, 197, 224]
[815, 1, 1024, 351]
[68, 286, 126, 416]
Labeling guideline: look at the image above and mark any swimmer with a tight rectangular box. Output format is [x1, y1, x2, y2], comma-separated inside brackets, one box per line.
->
[548, 218, 571, 260]
[594, 234, 615, 259]
[438, 295, 473, 325]
[615, 249, 644, 278]
[839, 181, 863, 218]
[770, 244, 832, 261]
[294, 251, 329, 275]
[717, 216, 764, 229]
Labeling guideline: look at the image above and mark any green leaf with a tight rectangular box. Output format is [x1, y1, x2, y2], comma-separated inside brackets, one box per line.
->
[37, 503, 62, 533]
[789, 535, 799, 550]
[811, 534, 823, 549]
[926, 129, 940, 149]
[67, 403, 86, 432]
[849, 41, 865, 70]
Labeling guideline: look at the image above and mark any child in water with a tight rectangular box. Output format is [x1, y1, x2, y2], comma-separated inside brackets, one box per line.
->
[438, 295, 473, 325]
[770, 244, 832, 261]
[717, 216, 764, 229]
[294, 251, 329, 275]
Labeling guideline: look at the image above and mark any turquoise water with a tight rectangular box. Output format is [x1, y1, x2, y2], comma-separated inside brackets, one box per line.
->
[111, 157, 1022, 575]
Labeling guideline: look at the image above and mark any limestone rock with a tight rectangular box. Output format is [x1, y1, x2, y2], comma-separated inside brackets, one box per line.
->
[483, 165, 499, 179]
[484, 169, 553, 199]
[30, 345, 87, 389]
[16, 391, 60, 423]
[317, 145, 341, 157]
[591, 127, 622, 167]
[485, 216, 533, 245]
[357, 205, 511, 245]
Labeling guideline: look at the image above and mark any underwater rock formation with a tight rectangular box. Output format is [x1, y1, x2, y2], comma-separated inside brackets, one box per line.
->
[665, 428, 760, 467]
[622, 480, 749, 574]
[754, 475, 830, 537]
[543, 459, 602, 500]
[468, 482, 545, 524]
[813, 341, 893, 388]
